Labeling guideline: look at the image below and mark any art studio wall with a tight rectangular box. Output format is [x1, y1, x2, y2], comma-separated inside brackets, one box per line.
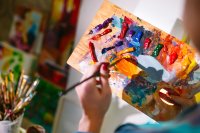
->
[0, 0, 81, 132]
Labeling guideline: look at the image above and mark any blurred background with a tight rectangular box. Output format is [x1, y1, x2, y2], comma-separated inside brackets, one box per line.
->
[0, 0, 187, 133]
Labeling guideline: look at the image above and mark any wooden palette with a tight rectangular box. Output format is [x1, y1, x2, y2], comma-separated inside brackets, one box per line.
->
[67, 0, 200, 121]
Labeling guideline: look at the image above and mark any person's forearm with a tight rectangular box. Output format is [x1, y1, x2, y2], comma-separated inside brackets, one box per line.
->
[78, 115, 104, 133]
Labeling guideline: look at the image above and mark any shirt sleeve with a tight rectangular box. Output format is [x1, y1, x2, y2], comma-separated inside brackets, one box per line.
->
[114, 105, 200, 133]
[114, 122, 200, 133]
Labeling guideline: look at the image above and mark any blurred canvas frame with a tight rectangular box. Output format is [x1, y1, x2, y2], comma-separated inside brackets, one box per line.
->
[9, 5, 46, 55]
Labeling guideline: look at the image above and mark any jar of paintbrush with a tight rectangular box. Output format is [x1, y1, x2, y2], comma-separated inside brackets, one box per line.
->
[0, 71, 39, 133]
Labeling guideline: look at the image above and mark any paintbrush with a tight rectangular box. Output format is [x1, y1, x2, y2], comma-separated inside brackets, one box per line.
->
[62, 59, 128, 95]
[63, 51, 156, 96]
[16, 71, 24, 98]
[25, 80, 39, 97]
[0, 71, 39, 121]
[62, 70, 100, 95]
[8, 71, 15, 107]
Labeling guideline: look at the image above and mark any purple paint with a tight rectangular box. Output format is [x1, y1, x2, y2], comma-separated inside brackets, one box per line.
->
[89, 18, 113, 34]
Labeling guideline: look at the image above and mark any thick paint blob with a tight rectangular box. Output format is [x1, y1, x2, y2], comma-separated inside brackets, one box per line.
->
[115, 58, 141, 78]
[124, 76, 157, 106]
[89, 17, 113, 34]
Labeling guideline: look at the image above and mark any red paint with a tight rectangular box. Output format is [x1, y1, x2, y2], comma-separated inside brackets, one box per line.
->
[165, 35, 174, 44]
[165, 88, 179, 96]
[159, 92, 175, 104]
[89, 42, 98, 62]
[101, 29, 112, 36]
[91, 34, 101, 40]
[159, 88, 180, 105]
[169, 52, 178, 64]
[163, 35, 174, 52]
[91, 29, 112, 40]
[143, 38, 151, 49]
[124, 16, 133, 26]
[118, 22, 128, 39]
[163, 45, 168, 52]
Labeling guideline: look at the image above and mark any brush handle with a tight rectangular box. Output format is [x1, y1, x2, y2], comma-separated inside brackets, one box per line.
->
[62, 71, 100, 95]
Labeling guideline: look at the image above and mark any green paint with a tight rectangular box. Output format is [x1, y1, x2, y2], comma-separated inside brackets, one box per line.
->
[152, 44, 163, 57]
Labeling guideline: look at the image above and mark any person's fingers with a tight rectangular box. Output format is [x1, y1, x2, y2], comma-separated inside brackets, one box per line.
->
[178, 82, 200, 99]
[170, 95, 195, 108]
[80, 63, 103, 88]
[190, 82, 200, 95]
[77, 63, 104, 96]
[100, 63, 111, 95]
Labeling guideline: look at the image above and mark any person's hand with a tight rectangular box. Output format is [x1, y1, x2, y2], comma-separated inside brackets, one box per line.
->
[76, 62, 111, 133]
[170, 95, 196, 109]
[170, 82, 200, 109]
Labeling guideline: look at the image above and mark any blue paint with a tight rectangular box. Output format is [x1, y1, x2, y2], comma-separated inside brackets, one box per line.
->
[109, 54, 117, 62]
[127, 26, 151, 56]
[133, 31, 143, 42]
[111, 17, 153, 57]
[128, 43, 141, 56]
[102, 41, 124, 54]
[124, 76, 157, 106]
[128, 26, 144, 44]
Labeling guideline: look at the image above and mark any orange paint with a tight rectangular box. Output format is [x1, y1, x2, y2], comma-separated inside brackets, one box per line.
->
[115, 59, 142, 78]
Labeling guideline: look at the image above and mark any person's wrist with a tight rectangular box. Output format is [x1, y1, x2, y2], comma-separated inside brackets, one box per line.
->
[78, 114, 104, 133]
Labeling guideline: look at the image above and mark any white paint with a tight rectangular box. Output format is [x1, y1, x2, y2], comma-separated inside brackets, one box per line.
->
[136, 55, 176, 82]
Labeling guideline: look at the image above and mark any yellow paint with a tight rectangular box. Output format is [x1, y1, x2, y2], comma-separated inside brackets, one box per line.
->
[178, 56, 190, 77]
[179, 45, 188, 59]
[179, 55, 197, 79]
[117, 47, 135, 56]
[185, 59, 197, 76]
[110, 54, 133, 66]
[195, 92, 200, 103]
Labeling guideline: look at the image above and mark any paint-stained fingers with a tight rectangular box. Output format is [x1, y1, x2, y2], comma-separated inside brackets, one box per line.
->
[96, 79, 101, 85]
[100, 63, 111, 95]
[170, 95, 196, 108]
